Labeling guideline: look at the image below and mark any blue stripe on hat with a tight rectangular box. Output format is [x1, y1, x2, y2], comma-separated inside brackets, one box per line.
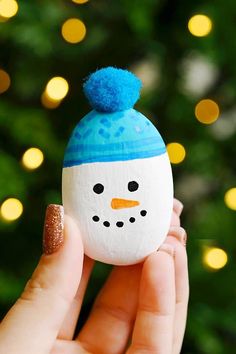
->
[65, 136, 164, 154]
[63, 147, 166, 168]
[63, 109, 166, 167]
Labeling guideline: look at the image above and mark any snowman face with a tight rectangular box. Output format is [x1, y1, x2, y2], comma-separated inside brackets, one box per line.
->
[91, 180, 146, 227]
[62, 153, 173, 265]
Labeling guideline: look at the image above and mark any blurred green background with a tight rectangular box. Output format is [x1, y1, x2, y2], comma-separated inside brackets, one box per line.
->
[1, 0, 236, 353]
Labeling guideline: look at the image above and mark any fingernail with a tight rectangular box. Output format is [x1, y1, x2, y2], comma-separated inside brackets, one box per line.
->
[43, 204, 64, 255]
[173, 199, 184, 217]
[169, 226, 187, 246]
[158, 244, 175, 257]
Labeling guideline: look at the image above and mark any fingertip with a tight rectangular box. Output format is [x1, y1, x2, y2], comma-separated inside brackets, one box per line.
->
[43, 204, 64, 255]
[138, 242, 176, 320]
[158, 243, 175, 257]
[64, 214, 80, 235]
[168, 226, 187, 247]
[142, 245, 175, 290]
[173, 198, 184, 216]
[64, 214, 84, 254]
[170, 210, 181, 227]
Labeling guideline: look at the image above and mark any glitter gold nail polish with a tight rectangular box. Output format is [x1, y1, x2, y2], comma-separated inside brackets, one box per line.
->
[43, 204, 64, 255]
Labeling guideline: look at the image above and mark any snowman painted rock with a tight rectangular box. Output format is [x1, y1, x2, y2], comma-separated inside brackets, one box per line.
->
[62, 67, 173, 265]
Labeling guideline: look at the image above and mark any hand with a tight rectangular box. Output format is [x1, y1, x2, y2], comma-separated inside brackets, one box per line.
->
[0, 199, 188, 354]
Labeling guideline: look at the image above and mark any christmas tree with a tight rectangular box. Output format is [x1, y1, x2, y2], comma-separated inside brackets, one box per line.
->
[1, 1, 236, 352]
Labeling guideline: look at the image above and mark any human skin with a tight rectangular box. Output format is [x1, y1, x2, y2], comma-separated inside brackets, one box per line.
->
[0, 199, 188, 354]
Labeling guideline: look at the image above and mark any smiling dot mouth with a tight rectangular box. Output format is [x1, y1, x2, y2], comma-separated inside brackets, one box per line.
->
[103, 221, 110, 227]
[92, 210, 147, 227]
[116, 221, 124, 227]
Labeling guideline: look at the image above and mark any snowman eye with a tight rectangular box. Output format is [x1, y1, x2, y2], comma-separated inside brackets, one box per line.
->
[93, 183, 104, 194]
[128, 181, 139, 192]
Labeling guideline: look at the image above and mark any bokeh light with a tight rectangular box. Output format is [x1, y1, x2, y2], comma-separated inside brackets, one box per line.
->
[195, 99, 220, 124]
[61, 18, 86, 44]
[188, 14, 212, 37]
[72, 0, 89, 3]
[0, 69, 11, 93]
[41, 91, 61, 109]
[0, 198, 23, 221]
[22, 148, 44, 170]
[181, 54, 218, 98]
[224, 188, 236, 210]
[0, 0, 18, 19]
[203, 247, 228, 270]
[167, 142, 186, 164]
[45, 77, 69, 101]
[132, 58, 160, 92]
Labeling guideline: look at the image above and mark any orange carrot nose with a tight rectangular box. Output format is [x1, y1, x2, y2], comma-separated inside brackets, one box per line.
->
[111, 198, 140, 210]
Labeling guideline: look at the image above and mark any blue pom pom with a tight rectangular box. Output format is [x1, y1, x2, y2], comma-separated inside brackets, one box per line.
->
[83, 67, 142, 112]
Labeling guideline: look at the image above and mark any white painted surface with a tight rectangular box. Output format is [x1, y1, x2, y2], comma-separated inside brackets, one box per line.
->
[62, 153, 173, 265]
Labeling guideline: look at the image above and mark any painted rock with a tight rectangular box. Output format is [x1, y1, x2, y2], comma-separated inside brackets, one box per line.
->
[62, 67, 173, 265]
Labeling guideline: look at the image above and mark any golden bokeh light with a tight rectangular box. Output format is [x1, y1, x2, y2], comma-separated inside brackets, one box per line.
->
[22, 147, 44, 170]
[203, 247, 228, 270]
[224, 188, 236, 211]
[72, 0, 89, 3]
[45, 77, 69, 101]
[0, 198, 23, 221]
[0, 69, 11, 93]
[167, 142, 186, 164]
[0, 15, 8, 22]
[41, 91, 61, 109]
[195, 99, 220, 124]
[0, 0, 18, 19]
[61, 18, 86, 44]
[188, 14, 212, 37]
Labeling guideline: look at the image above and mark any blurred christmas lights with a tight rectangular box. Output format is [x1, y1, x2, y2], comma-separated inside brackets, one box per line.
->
[22, 148, 44, 170]
[210, 108, 236, 140]
[72, 0, 89, 3]
[0, 198, 23, 221]
[224, 188, 236, 211]
[195, 99, 220, 124]
[0, 69, 11, 93]
[167, 142, 186, 164]
[61, 18, 86, 44]
[181, 53, 218, 98]
[203, 247, 228, 270]
[41, 91, 61, 109]
[45, 77, 69, 101]
[0, 0, 18, 19]
[188, 14, 212, 37]
[131, 58, 160, 93]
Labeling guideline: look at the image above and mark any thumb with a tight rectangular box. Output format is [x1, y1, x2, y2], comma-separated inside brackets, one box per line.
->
[0, 205, 84, 354]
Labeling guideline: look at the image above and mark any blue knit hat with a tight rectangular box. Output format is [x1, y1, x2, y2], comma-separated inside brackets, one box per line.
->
[63, 67, 166, 168]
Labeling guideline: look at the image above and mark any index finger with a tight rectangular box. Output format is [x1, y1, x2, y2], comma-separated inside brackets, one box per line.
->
[127, 245, 175, 354]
